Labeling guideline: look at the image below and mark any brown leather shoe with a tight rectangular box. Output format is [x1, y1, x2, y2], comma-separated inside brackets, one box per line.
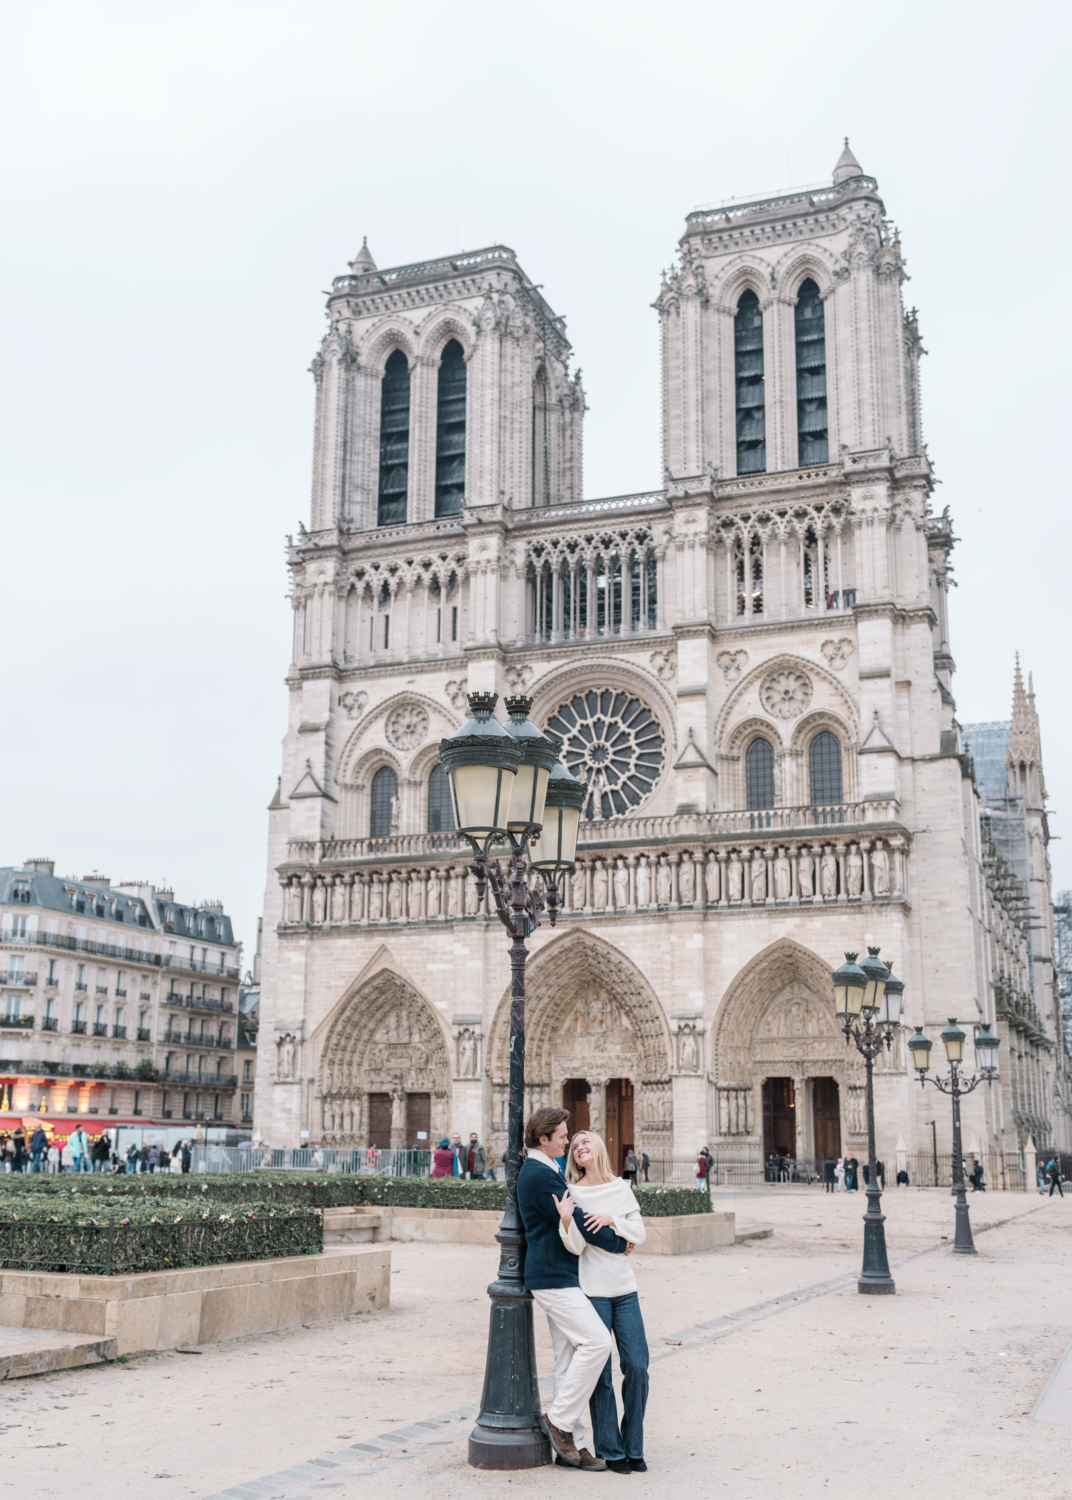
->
[544, 1416, 581, 1467]
[578, 1449, 608, 1471]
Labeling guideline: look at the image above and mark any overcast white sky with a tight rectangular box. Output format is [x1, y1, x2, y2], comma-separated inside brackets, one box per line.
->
[2, 2, 1070, 957]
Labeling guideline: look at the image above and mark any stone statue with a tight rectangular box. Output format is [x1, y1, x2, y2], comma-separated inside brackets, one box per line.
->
[368, 873, 384, 922]
[728, 852, 743, 903]
[426, 870, 441, 919]
[871, 844, 890, 897]
[678, 1028, 699, 1072]
[592, 861, 608, 911]
[679, 856, 695, 905]
[389, 793, 400, 833]
[388, 873, 404, 921]
[797, 848, 814, 900]
[331, 879, 346, 923]
[277, 1034, 296, 1080]
[287, 881, 302, 924]
[613, 859, 629, 910]
[656, 857, 672, 906]
[408, 870, 424, 920]
[464, 872, 480, 915]
[774, 850, 791, 901]
[847, 845, 863, 898]
[705, 852, 720, 905]
[636, 857, 651, 907]
[571, 867, 586, 908]
[447, 867, 462, 919]
[750, 850, 767, 904]
[312, 881, 326, 925]
[458, 1029, 476, 1078]
[820, 847, 838, 899]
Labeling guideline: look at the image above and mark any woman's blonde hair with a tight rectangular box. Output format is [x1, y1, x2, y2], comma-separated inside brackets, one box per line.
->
[566, 1130, 616, 1184]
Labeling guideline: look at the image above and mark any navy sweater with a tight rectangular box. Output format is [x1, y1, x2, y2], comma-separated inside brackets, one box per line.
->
[516, 1155, 627, 1290]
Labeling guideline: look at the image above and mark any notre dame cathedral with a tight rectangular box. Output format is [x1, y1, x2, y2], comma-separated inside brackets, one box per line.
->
[257, 141, 1070, 1173]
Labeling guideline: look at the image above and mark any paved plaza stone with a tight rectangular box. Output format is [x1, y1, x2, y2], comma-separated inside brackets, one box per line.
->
[4, 1188, 1072, 1499]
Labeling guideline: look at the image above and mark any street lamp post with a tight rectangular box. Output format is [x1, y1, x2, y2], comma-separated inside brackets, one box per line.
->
[438, 693, 584, 1470]
[832, 947, 902, 1295]
[908, 1020, 1000, 1254]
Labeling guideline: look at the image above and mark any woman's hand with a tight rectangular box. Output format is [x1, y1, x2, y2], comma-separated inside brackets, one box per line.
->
[583, 1211, 616, 1232]
[553, 1192, 576, 1225]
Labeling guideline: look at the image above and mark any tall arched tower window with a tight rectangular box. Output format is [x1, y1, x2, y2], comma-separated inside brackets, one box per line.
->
[378, 350, 410, 526]
[746, 738, 775, 809]
[533, 366, 550, 506]
[795, 279, 828, 466]
[809, 732, 842, 805]
[434, 340, 467, 517]
[370, 765, 398, 837]
[734, 290, 766, 475]
[427, 763, 455, 833]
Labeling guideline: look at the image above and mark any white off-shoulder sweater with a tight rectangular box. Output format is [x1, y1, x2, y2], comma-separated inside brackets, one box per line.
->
[557, 1176, 645, 1297]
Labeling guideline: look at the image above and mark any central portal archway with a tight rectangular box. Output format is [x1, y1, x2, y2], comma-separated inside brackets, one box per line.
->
[487, 932, 673, 1164]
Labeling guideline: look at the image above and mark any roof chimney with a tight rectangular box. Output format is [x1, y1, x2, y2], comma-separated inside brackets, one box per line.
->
[23, 859, 54, 876]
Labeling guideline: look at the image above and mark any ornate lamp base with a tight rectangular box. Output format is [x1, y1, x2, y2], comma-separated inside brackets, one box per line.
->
[467, 1288, 552, 1470]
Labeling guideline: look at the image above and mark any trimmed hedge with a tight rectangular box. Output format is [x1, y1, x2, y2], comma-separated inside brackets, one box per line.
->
[0, 1173, 711, 1217]
[0, 1198, 322, 1274]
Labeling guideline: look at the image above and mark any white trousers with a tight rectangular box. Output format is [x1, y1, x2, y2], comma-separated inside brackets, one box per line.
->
[531, 1286, 613, 1444]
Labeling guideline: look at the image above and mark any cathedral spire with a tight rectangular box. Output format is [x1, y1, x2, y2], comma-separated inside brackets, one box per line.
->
[833, 137, 863, 184]
[349, 237, 377, 274]
[1006, 654, 1046, 800]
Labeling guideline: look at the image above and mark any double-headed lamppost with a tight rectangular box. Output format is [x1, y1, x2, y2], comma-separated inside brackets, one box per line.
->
[832, 947, 904, 1295]
[438, 692, 584, 1470]
[907, 1019, 1000, 1254]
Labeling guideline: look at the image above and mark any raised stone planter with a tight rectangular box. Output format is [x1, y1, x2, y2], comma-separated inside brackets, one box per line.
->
[0, 1244, 390, 1357]
[326, 1205, 736, 1255]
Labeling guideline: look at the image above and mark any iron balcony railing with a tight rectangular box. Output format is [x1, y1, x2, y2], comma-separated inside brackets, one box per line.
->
[0, 1015, 33, 1030]
[4, 972, 36, 986]
[71, 1019, 87, 1034]
[0, 929, 240, 980]
[164, 993, 235, 1014]
[42, 1016, 58, 1032]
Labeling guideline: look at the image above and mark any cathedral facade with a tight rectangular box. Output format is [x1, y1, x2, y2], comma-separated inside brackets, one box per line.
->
[257, 143, 1070, 1170]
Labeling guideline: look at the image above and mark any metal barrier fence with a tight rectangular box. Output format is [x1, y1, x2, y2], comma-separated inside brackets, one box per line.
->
[192, 1146, 438, 1177]
[901, 1151, 1029, 1191]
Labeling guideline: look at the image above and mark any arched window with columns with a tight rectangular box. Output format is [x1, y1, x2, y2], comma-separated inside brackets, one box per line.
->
[370, 765, 398, 837]
[745, 738, 775, 809]
[795, 278, 828, 465]
[434, 340, 466, 517]
[378, 350, 410, 526]
[809, 731, 843, 805]
[427, 763, 455, 833]
[735, 290, 766, 475]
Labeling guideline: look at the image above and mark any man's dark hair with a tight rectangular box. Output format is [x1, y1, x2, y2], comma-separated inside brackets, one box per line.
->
[525, 1106, 569, 1149]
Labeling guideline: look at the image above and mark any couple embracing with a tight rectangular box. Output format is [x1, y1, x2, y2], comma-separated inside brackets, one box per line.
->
[516, 1105, 649, 1475]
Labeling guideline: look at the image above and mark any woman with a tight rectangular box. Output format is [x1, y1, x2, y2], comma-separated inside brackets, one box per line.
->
[559, 1131, 648, 1474]
[431, 1137, 455, 1178]
[835, 1156, 845, 1192]
[169, 1142, 184, 1175]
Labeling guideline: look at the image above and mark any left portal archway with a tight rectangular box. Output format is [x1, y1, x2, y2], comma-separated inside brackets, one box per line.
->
[317, 971, 451, 1148]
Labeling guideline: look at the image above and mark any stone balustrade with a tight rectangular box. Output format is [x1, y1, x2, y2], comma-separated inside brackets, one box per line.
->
[278, 822, 908, 929]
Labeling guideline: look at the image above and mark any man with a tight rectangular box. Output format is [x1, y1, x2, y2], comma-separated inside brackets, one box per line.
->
[468, 1133, 487, 1181]
[823, 1156, 836, 1193]
[845, 1154, 859, 1192]
[640, 1151, 650, 1183]
[517, 1106, 627, 1472]
[450, 1132, 466, 1178]
[1048, 1158, 1064, 1198]
[29, 1125, 48, 1174]
[69, 1125, 90, 1174]
[181, 1139, 192, 1174]
[875, 1158, 885, 1191]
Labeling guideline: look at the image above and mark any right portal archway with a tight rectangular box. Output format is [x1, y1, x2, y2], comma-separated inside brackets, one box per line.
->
[714, 940, 861, 1167]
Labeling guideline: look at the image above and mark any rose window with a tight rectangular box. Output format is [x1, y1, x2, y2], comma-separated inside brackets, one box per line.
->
[544, 691, 665, 819]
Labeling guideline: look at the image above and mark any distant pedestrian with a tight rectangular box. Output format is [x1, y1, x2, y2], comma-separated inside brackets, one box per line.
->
[1037, 1162, 1047, 1194]
[147, 1144, 160, 1173]
[92, 1132, 111, 1174]
[29, 1126, 47, 1173]
[875, 1159, 885, 1191]
[432, 1137, 455, 1178]
[170, 1143, 184, 1175]
[896, 1168, 910, 1190]
[450, 1133, 466, 1177]
[1048, 1159, 1064, 1198]
[823, 1157, 836, 1192]
[969, 1161, 985, 1192]
[845, 1155, 859, 1192]
[181, 1140, 192, 1173]
[641, 1152, 650, 1183]
[468, 1133, 487, 1181]
[835, 1157, 845, 1191]
[862, 1162, 870, 1186]
[623, 1148, 639, 1185]
[696, 1147, 712, 1189]
[139, 1143, 150, 1174]
[70, 1126, 91, 1174]
[46, 1142, 60, 1174]
[125, 1143, 138, 1175]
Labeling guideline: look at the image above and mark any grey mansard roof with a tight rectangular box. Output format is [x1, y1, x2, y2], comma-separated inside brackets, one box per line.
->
[0, 867, 235, 947]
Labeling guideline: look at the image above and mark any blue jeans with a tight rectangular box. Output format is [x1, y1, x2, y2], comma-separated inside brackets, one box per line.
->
[587, 1291, 649, 1462]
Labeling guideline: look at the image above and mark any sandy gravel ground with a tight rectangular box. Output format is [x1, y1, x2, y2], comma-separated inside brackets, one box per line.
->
[4, 1187, 1070, 1500]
